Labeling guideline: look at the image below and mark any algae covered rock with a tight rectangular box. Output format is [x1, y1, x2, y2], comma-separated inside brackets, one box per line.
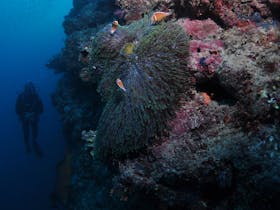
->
[88, 17, 191, 158]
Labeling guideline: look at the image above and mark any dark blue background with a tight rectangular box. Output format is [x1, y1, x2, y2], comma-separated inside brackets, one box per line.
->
[0, 1, 71, 209]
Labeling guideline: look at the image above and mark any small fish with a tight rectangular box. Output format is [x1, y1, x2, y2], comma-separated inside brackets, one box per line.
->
[151, 11, 172, 24]
[116, 78, 126, 92]
[121, 42, 135, 55]
[201, 92, 211, 105]
[110, 20, 119, 35]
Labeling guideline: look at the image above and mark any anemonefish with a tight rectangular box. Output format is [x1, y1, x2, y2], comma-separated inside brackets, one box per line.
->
[201, 92, 211, 105]
[116, 78, 126, 92]
[110, 20, 119, 35]
[151, 11, 172, 24]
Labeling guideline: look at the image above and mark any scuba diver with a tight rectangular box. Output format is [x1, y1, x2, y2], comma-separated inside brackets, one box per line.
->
[16, 82, 44, 157]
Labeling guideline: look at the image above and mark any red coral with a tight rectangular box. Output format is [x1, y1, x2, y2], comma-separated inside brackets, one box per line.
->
[168, 98, 208, 137]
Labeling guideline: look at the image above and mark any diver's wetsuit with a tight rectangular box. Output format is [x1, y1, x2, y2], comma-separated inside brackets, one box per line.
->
[16, 82, 43, 157]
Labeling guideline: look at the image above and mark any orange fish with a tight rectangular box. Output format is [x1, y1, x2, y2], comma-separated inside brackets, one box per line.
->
[116, 78, 126, 92]
[201, 92, 211, 105]
[151, 11, 172, 24]
[110, 20, 119, 35]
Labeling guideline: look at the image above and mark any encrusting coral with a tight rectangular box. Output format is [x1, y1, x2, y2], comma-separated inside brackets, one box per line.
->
[86, 16, 191, 158]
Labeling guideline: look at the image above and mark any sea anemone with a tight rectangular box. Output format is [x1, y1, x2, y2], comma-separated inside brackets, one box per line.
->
[88, 16, 191, 159]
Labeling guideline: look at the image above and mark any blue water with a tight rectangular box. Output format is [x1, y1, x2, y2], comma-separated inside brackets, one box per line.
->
[0, 1, 72, 209]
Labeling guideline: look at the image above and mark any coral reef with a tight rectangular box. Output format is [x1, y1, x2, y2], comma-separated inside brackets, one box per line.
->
[116, 0, 173, 23]
[111, 10, 280, 210]
[64, 0, 118, 35]
[81, 130, 97, 158]
[47, 0, 280, 209]
[179, 18, 222, 39]
[51, 150, 73, 207]
[47, 29, 96, 74]
[51, 76, 102, 143]
[173, 0, 280, 27]
[116, 0, 280, 25]
[179, 18, 224, 76]
[217, 23, 280, 121]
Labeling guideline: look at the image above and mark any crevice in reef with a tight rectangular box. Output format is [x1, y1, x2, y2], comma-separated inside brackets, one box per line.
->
[196, 76, 237, 106]
[267, 2, 280, 20]
[173, 0, 196, 19]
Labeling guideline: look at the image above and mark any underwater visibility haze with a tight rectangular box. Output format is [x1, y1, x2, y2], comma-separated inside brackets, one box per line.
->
[1, 0, 280, 210]
[0, 0, 71, 209]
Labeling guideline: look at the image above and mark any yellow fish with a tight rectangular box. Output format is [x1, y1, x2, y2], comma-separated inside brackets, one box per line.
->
[110, 20, 119, 35]
[116, 78, 126, 92]
[121, 42, 135, 55]
[151, 11, 172, 24]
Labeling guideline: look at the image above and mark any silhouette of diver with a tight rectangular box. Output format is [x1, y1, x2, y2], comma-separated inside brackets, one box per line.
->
[16, 82, 43, 157]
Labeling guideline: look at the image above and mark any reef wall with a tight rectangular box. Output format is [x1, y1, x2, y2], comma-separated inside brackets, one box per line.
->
[48, 0, 280, 209]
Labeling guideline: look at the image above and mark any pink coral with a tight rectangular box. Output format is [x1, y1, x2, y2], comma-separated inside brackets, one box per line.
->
[178, 18, 224, 75]
[179, 18, 221, 39]
[250, 0, 271, 16]
[168, 101, 205, 137]
[168, 92, 217, 137]
[214, 0, 240, 26]
[189, 40, 223, 74]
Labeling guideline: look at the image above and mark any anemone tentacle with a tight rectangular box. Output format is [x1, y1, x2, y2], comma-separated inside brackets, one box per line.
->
[88, 17, 191, 158]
